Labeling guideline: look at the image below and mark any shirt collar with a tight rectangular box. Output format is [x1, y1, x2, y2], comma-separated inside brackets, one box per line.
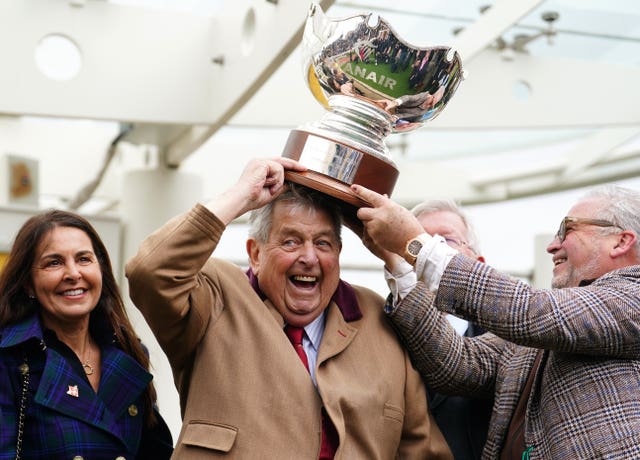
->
[246, 268, 362, 322]
[0, 311, 117, 349]
[302, 312, 325, 353]
[0, 312, 43, 348]
[579, 278, 595, 286]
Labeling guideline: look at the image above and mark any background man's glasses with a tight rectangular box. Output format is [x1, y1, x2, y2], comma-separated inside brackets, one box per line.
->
[443, 237, 468, 249]
[555, 216, 620, 243]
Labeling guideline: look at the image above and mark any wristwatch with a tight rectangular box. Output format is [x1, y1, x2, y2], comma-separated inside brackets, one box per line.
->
[404, 236, 424, 266]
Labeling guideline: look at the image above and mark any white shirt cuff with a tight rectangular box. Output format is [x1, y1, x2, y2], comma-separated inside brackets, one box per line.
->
[414, 233, 458, 292]
[384, 261, 417, 305]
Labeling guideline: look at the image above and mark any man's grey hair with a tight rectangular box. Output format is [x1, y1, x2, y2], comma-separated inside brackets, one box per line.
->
[410, 199, 481, 255]
[581, 184, 640, 252]
[248, 183, 343, 244]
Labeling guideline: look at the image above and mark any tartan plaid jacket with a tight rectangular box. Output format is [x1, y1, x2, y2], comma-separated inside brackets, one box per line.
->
[388, 254, 640, 459]
[0, 313, 153, 459]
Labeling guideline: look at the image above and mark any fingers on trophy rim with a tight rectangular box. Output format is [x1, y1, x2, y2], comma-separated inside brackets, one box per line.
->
[353, 184, 380, 206]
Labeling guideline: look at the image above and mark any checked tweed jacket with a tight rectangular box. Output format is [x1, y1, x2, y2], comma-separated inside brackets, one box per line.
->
[388, 254, 640, 459]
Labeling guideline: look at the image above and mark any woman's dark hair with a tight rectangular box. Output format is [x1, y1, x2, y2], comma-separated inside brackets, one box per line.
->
[0, 209, 158, 426]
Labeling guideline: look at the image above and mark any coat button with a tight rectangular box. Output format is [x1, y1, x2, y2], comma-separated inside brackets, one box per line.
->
[128, 404, 138, 416]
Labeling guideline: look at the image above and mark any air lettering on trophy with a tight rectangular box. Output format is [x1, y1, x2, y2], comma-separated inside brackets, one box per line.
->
[341, 63, 398, 90]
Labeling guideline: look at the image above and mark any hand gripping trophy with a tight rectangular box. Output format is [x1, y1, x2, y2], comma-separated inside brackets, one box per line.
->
[282, 3, 464, 212]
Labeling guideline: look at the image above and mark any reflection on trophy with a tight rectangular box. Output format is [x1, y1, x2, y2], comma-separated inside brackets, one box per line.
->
[282, 3, 465, 209]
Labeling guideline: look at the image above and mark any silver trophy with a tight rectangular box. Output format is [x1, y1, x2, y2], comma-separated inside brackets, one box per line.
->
[282, 3, 464, 208]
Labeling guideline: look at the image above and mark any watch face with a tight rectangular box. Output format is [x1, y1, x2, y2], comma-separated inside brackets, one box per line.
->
[408, 239, 423, 257]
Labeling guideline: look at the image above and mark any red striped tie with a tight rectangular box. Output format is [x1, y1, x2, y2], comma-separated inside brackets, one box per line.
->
[284, 325, 339, 459]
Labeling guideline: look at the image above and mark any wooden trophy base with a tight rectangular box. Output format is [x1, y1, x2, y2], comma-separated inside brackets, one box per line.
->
[281, 129, 399, 209]
[283, 169, 371, 208]
[283, 170, 363, 235]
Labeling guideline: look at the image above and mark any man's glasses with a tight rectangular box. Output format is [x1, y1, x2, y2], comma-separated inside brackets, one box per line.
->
[555, 216, 620, 243]
[443, 237, 468, 250]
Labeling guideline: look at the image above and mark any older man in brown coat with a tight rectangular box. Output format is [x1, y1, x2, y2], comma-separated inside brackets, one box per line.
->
[126, 157, 452, 460]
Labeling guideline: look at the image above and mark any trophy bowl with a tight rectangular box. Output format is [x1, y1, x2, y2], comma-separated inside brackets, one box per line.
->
[282, 3, 464, 209]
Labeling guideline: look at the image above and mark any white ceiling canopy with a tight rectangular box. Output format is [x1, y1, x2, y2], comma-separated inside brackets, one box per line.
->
[228, 0, 640, 205]
[0, 0, 638, 210]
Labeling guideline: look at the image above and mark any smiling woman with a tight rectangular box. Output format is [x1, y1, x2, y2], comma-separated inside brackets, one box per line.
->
[31, 226, 103, 336]
[0, 210, 173, 460]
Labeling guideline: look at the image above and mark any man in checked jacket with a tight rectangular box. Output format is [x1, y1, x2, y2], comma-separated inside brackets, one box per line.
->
[352, 184, 640, 459]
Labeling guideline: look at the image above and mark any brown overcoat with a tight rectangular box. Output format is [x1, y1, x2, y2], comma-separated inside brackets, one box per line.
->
[126, 204, 452, 460]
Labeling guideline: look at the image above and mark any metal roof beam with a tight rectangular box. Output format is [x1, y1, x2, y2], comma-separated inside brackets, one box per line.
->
[449, 0, 545, 64]
[0, 0, 334, 167]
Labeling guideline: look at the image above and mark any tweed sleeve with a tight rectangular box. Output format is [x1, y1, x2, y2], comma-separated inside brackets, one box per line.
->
[435, 255, 640, 358]
[388, 282, 502, 399]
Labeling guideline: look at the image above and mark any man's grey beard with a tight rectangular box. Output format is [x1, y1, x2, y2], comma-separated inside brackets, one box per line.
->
[551, 250, 601, 289]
